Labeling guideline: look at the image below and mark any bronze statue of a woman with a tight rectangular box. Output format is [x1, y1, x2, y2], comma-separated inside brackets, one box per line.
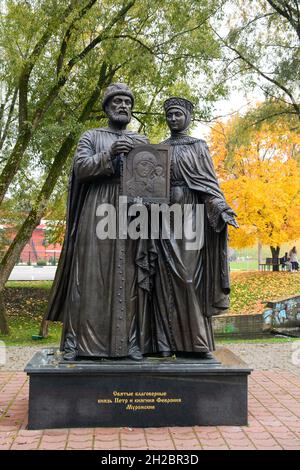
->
[149, 97, 237, 358]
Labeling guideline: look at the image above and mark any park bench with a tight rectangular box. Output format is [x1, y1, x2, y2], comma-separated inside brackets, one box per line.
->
[259, 257, 291, 271]
[259, 257, 284, 271]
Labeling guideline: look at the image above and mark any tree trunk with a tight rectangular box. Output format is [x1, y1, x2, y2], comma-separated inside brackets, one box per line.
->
[258, 240, 262, 268]
[0, 1, 94, 203]
[39, 319, 49, 338]
[0, 127, 32, 205]
[0, 291, 9, 335]
[0, 136, 78, 333]
[0, 3, 133, 205]
[270, 245, 280, 271]
[0, 62, 113, 334]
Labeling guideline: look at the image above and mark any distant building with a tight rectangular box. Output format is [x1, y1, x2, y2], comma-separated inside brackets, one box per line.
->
[1, 220, 62, 264]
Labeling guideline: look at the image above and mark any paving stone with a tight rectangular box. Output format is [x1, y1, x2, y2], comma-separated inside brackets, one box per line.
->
[1, 343, 300, 451]
[95, 436, 120, 443]
[120, 432, 146, 440]
[144, 433, 173, 442]
[39, 443, 66, 450]
[202, 444, 228, 450]
[144, 427, 172, 434]
[146, 443, 176, 450]
[93, 441, 121, 450]
[67, 441, 93, 450]
[42, 430, 69, 436]
[69, 428, 94, 436]
[173, 441, 201, 450]
[121, 443, 149, 450]
[94, 428, 121, 436]
[228, 444, 256, 450]
[67, 434, 93, 443]
[41, 435, 69, 444]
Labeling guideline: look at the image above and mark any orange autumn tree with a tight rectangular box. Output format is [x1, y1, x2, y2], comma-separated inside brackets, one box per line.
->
[209, 108, 300, 266]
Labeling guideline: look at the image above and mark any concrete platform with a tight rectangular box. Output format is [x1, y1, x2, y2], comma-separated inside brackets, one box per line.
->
[24, 348, 251, 430]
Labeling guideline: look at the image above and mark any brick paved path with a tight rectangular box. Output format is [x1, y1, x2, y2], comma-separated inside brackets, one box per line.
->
[1, 370, 300, 450]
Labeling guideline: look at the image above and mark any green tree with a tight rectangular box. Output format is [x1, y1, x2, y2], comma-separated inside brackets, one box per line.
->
[212, 0, 300, 122]
[0, 0, 227, 333]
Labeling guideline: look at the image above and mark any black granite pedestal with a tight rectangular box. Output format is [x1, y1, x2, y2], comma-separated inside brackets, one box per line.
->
[25, 348, 251, 430]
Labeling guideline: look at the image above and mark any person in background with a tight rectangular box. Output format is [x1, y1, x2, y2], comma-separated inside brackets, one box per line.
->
[289, 246, 299, 271]
[281, 252, 291, 271]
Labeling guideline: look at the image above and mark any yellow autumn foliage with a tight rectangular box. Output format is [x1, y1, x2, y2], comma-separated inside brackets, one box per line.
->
[209, 112, 300, 248]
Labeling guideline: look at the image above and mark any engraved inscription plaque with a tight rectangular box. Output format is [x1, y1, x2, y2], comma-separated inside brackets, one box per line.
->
[122, 144, 170, 203]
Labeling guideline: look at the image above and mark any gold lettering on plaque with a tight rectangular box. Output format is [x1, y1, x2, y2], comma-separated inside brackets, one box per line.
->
[97, 391, 182, 411]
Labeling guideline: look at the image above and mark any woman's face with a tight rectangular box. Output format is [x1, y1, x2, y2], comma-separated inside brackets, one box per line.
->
[166, 107, 186, 132]
[136, 160, 154, 178]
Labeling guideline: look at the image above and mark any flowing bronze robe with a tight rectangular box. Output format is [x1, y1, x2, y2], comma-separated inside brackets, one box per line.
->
[44, 127, 149, 357]
[150, 135, 231, 354]
[45, 130, 231, 357]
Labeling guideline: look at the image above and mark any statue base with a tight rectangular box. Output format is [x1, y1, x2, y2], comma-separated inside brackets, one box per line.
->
[25, 348, 251, 429]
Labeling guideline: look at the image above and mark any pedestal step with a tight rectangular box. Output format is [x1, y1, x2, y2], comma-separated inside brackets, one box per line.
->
[25, 348, 251, 429]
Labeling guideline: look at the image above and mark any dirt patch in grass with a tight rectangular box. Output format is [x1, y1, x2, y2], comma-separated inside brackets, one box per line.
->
[4, 285, 51, 319]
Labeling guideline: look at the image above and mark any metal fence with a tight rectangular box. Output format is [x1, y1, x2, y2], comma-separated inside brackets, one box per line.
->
[16, 250, 61, 266]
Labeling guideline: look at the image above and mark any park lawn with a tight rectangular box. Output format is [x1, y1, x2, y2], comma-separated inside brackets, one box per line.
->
[217, 337, 300, 344]
[229, 260, 258, 271]
[229, 271, 300, 315]
[1, 280, 61, 346]
[0, 272, 299, 346]
[0, 316, 62, 346]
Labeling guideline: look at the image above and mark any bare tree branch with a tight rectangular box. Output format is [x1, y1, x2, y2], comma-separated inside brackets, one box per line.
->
[266, 0, 300, 40]
[212, 27, 300, 118]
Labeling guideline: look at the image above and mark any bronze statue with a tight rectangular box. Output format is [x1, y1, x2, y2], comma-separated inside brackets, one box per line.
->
[127, 151, 158, 196]
[44, 86, 237, 362]
[123, 144, 170, 204]
[149, 97, 238, 358]
[44, 83, 149, 361]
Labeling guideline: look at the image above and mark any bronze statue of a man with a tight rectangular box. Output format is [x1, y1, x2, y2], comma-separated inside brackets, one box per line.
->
[44, 83, 148, 361]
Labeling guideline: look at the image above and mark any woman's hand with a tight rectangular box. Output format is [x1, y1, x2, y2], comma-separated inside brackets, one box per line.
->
[221, 208, 239, 228]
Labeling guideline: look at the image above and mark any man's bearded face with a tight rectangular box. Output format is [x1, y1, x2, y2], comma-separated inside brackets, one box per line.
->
[105, 94, 132, 124]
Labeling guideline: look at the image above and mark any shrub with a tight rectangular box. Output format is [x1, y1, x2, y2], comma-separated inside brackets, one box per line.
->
[36, 259, 47, 266]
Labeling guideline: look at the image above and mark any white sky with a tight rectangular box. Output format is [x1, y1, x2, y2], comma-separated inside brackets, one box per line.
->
[192, 88, 266, 140]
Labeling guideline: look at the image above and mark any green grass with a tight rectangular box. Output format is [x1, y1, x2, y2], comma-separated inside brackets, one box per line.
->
[0, 316, 61, 346]
[230, 260, 258, 271]
[1, 326, 298, 347]
[1, 280, 60, 346]
[216, 337, 300, 344]
[2, 275, 300, 346]
[6, 280, 52, 289]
